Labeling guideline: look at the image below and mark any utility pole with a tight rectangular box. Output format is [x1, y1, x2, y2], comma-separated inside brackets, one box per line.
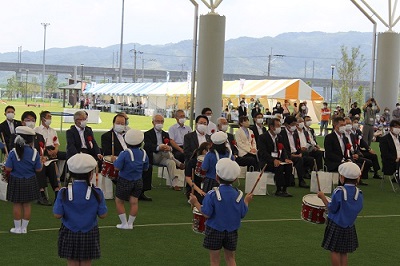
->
[130, 47, 143, 83]
[41, 22, 50, 100]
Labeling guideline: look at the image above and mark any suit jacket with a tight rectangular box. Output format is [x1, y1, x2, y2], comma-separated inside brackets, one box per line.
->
[0, 119, 22, 152]
[10, 132, 45, 154]
[324, 131, 350, 172]
[101, 129, 125, 157]
[183, 131, 211, 161]
[307, 127, 317, 144]
[143, 128, 170, 165]
[354, 129, 370, 151]
[258, 132, 288, 168]
[238, 106, 247, 117]
[66, 125, 101, 160]
[379, 133, 398, 175]
[235, 127, 257, 157]
[279, 128, 301, 156]
[249, 124, 267, 147]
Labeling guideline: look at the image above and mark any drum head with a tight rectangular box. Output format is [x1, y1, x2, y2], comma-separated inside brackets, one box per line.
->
[302, 194, 325, 208]
[103, 155, 115, 163]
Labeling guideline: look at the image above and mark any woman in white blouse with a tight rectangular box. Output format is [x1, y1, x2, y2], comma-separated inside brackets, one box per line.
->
[234, 116, 259, 171]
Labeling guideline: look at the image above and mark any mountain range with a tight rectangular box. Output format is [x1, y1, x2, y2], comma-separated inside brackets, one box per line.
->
[0, 31, 374, 81]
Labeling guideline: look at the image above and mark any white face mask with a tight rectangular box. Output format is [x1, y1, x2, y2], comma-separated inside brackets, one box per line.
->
[207, 116, 212, 121]
[298, 122, 304, 129]
[6, 113, 14, 120]
[256, 118, 263, 124]
[274, 127, 282, 135]
[301, 106, 306, 110]
[289, 126, 296, 132]
[197, 124, 208, 134]
[353, 123, 359, 130]
[345, 124, 352, 131]
[339, 126, 346, 134]
[220, 124, 229, 132]
[80, 120, 87, 128]
[154, 123, 163, 131]
[178, 118, 186, 124]
[25, 121, 35, 129]
[392, 127, 400, 135]
[114, 124, 125, 133]
[44, 119, 51, 126]
[305, 121, 312, 127]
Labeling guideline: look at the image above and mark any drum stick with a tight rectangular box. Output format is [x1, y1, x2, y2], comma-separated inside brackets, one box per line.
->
[313, 159, 321, 192]
[95, 164, 99, 187]
[191, 168, 195, 210]
[250, 164, 268, 194]
[111, 132, 115, 160]
[54, 161, 61, 188]
[1, 132, 8, 157]
[357, 161, 366, 185]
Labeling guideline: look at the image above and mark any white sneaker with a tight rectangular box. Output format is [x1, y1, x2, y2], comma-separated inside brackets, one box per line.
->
[126, 224, 134, 229]
[21, 228, 27, 234]
[116, 223, 130, 229]
[10, 228, 21, 234]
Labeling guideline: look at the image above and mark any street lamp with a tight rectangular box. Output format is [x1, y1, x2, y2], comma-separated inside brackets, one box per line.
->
[130, 47, 143, 83]
[41, 22, 50, 100]
[329, 65, 335, 113]
[25, 69, 29, 105]
[118, 0, 125, 83]
[267, 51, 285, 76]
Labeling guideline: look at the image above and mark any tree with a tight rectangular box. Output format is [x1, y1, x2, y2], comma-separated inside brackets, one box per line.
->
[335, 46, 367, 112]
[45, 74, 58, 98]
[5, 76, 22, 100]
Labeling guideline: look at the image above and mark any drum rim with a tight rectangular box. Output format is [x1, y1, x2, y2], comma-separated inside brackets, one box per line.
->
[302, 194, 331, 208]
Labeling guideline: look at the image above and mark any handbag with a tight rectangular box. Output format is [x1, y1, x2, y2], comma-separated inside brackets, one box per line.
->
[310, 171, 333, 194]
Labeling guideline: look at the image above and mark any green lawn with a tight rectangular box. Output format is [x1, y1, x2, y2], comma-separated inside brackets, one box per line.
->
[1, 100, 399, 265]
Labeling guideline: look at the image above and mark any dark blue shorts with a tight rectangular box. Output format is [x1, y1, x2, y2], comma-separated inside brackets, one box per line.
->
[115, 177, 143, 201]
[203, 226, 238, 251]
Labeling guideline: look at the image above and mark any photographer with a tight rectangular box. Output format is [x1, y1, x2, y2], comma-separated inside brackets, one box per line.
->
[362, 98, 380, 145]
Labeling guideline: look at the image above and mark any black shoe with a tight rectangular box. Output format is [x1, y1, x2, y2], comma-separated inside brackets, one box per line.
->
[373, 174, 383, 179]
[299, 181, 310, 188]
[139, 193, 152, 201]
[37, 196, 52, 206]
[281, 191, 293, 197]
[275, 191, 284, 197]
[358, 181, 368, 186]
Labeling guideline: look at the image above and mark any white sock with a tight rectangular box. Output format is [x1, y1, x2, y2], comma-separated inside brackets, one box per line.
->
[128, 215, 136, 226]
[14, 219, 21, 229]
[118, 214, 127, 225]
[21, 219, 29, 230]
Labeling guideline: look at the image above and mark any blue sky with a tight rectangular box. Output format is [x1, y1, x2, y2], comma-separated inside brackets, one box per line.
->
[0, 0, 394, 52]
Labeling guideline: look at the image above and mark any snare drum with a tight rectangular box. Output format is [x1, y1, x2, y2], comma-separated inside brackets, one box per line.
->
[194, 155, 206, 178]
[192, 207, 207, 234]
[301, 194, 331, 224]
[101, 155, 119, 180]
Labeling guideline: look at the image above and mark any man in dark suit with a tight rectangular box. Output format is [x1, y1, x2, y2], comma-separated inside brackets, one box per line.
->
[101, 113, 127, 159]
[0, 105, 21, 153]
[352, 118, 381, 179]
[379, 120, 400, 178]
[183, 115, 211, 162]
[249, 112, 267, 146]
[258, 118, 293, 197]
[238, 100, 247, 118]
[66, 110, 102, 161]
[297, 117, 324, 170]
[279, 116, 312, 188]
[144, 114, 184, 196]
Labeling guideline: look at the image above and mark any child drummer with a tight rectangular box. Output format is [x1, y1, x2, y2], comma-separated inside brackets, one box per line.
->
[113, 129, 149, 229]
[189, 158, 253, 266]
[318, 162, 364, 266]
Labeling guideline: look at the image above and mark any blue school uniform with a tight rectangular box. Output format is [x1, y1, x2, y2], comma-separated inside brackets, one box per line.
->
[114, 148, 149, 181]
[202, 151, 234, 180]
[322, 184, 363, 253]
[53, 180, 108, 260]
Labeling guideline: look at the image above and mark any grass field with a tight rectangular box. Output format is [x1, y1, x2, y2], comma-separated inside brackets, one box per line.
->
[0, 100, 399, 265]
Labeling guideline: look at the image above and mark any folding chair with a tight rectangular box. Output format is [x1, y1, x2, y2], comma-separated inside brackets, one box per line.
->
[381, 173, 399, 192]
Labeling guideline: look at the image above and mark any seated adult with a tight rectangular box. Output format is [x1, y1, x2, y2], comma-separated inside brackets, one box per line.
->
[201, 107, 218, 135]
[258, 118, 293, 197]
[234, 116, 258, 171]
[66, 110, 102, 161]
[0, 105, 21, 153]
[352, 118, 381, 179]
[297, 117, 324, 170]
[168, 109, 192, 164]
[101, 113, 128, 161]
[249, 112, 266, 147]
[216, 117, 238, 158]
[144, 114, 183, 192]
[183, 115, 211, 163]
[279, 116, 312, 188]
[379, 120, 400, 179]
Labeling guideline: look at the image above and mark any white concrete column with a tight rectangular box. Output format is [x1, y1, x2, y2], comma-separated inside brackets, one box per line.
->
[375, 31, 400, 112]
[195, 13, 226, 122]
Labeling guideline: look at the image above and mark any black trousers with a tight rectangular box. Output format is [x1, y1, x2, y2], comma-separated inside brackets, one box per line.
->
[361, 150, 380, 172]
[36, 161, 59, 190]
[291, 155, 314, 183]
[265, 163, 292, 192]
[236, 153, 259, 171]
[142, 167, 153, 191]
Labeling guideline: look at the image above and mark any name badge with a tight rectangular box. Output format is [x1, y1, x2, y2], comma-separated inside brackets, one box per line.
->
[271, 152, 278, 158]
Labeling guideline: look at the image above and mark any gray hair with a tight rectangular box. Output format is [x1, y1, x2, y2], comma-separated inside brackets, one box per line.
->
[152, 113, 164, 121]
[217, 116, 227, 125]
[74, 110, 87, 121]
